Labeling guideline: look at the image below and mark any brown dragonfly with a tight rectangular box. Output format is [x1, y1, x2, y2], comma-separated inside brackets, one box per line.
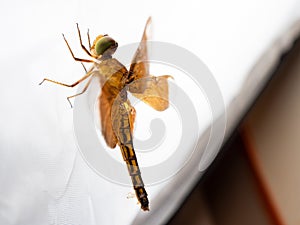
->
[40, 17, 172, 211]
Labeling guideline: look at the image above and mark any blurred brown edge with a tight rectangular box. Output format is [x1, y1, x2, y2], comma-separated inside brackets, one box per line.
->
[166, 35, 300, 225]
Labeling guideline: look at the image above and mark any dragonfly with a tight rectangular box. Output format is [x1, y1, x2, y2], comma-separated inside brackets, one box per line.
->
[40, 17, 172, 211]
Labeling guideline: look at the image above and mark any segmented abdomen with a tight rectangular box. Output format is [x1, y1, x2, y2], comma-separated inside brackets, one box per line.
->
[113, 99, 149, 211]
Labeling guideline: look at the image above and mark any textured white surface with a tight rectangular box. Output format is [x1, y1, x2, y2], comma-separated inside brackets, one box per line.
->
[0, 0, 300, 225]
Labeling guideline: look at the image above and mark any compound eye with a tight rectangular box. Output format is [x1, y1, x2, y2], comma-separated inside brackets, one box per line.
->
[95, 36, 116, 55]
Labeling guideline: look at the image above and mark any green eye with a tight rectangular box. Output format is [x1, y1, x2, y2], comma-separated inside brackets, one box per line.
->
[95, 36, 117, 55]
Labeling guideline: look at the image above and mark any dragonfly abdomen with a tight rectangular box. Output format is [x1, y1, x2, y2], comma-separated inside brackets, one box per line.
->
[114, 101, 149, 211]
[119, 143, 149, 211]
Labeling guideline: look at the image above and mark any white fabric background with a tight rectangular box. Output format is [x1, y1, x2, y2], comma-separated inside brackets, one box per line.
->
[0, 0, 300, 224]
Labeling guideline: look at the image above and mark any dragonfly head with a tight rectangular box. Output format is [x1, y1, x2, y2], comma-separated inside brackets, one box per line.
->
[91, 35, 118, 58]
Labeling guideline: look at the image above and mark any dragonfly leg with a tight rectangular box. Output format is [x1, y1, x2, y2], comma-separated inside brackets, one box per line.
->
[62, 34, 94, 63]
[87, 28, 92, 50]
[80, 62, 88, 73]
[67, 75, 93, 107]
[76, 23, 96, 58]
[39, 69, 93, 87]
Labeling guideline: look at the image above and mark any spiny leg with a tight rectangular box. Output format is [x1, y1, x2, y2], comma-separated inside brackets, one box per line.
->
[67, 75, 93, 107]
[39, 69, 93, 87]
[87, 29, 91, 50]
[62, 33, 94, 63]
[76, 23, 95, 58]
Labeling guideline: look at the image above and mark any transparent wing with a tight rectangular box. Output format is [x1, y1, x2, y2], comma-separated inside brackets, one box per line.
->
[130, 75, 172, 111]
[99, 89, 118, 148]
[127, 17, 152, 91]
[97, 58, 129, 149]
